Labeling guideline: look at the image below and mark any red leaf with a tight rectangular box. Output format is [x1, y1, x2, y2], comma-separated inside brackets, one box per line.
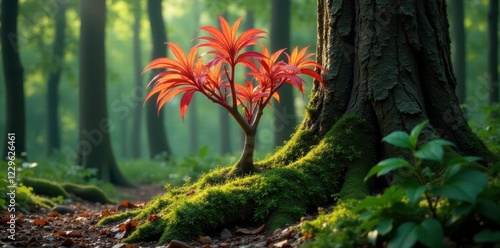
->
[148, 215, 161, 222]
[118, 200, 137, 210]
[33, 218, 51, 226]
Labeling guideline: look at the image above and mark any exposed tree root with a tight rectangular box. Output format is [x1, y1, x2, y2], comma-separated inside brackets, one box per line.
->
[98, 115, 376, 244]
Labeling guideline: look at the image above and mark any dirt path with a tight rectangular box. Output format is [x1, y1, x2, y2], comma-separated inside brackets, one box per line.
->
[0, 184, 309, 248]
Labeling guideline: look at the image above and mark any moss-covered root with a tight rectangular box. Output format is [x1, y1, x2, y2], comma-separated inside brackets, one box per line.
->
[22, 177, 69, 198]
[104, 114, 375, 244]
[257, 125, 319, 168]
[62, 183, 115, 204]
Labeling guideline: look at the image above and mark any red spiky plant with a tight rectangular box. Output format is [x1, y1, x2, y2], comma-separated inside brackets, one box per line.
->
[144, 15, 323, 176]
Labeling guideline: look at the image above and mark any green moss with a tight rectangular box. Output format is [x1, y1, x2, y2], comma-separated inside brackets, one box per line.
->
[15, 185, 56, 211]
[258, 125, 319, 168]
[22, 177, 69, 198]
[99, 114, 376, 244]
[62, 183, 115, 204]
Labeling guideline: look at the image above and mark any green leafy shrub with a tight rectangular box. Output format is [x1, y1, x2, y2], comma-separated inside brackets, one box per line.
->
[302, 121, 500, 247]
[469, 104, 500, 154]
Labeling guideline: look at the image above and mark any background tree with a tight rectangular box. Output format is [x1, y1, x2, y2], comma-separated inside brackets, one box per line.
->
[452, 0, 466, 105]
[46, 1, 67, 156]
[146, 0, 172, 159]
[271, 0, 296, 148]
[131, 1, 143, 159]
[488, 0, 499, 105]
[1, 0, 27, 161]
[77, 0, 129, 186]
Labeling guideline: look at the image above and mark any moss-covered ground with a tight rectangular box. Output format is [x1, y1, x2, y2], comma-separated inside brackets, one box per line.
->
[99, 114, 376, 244]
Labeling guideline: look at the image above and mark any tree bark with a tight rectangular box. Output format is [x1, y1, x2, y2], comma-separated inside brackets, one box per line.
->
[271, 0, 297, 148]
[452, 0, 466, 105]
[309, 0, 495, 164]
[488, 0, 499, 105]
[146, 0, 172, 159]
[78, 0, 130, 186]
[1, 0, 27, 161]
[46, 1, 67, 156]
[131, 1, 143, 159]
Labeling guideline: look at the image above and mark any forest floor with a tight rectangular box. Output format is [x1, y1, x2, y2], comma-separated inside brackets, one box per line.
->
[0, 184, 311, 248]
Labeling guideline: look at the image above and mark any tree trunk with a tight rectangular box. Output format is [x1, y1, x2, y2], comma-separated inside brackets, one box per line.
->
[131, 1, 143, 159]
[271, 0, 297, 148]
[78, 0, 130, 186]
[146, 0, 172, 159]
[218, 12, 232, 155]
[452, 0, 466, 105]
[488, 0, 499, 105]
[46, 1, 67, 156]
[1, 0, 27, 161]
[308, 0, 495, 164]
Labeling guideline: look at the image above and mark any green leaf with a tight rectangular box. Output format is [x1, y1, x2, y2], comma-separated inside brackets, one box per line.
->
[417, 218, 444, 248]
[449, 203, 474, 225]
[409, 120, 428, 148]
[414, 141, 444, 162]
[473, 229, 500, 243]
[432, 170, 488, 203]
[405, 185, 426, 206]
[476, 199, 500, 224]
[367, 230, 378, 245]
[383, 131, 412, 149]
[427, 139, 455, 147]
[389, 222, 419, 248]
[442, 164, 461, 182]
[376, 218, 393, 235]
[365, 158, 411, 181]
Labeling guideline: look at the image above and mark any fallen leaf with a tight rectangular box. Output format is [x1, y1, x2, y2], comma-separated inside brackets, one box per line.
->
[17, 213, 24, 219]
[148, 215, 161, 222]
[272, 239, 290, 248]
[54, 230, 84, 237]
[33, 218, 50, 226]
[235, 224, 265, 235]
[198, 236, 212, 244]
[0, 217, 10, 224]
[168, 240, 193, 248]
[80, 212, 90, 217]
[118, 200, 138, 210]
[99, 229, 108, 236]
[48, 211, 60, 217]
[101, 210, 111, 217]
[126, 244, 140, 248]
[186, 189, 196, 196]
[60, 238, 75, 246]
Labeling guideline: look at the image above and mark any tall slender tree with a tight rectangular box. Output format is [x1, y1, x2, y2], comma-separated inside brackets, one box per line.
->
[46, 1, 67, 156]
[131, 1, 143, 159]
[77, 0, 129, 186]
[488, 0, 499, 105]
[146, 0, 172, 159]
[271, 0, 297, 148]
[452, 0, 466, 105]
[1, 0, 27, 161]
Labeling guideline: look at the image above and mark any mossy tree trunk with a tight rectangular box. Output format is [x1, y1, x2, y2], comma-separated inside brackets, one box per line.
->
[308, 0, 495, 166]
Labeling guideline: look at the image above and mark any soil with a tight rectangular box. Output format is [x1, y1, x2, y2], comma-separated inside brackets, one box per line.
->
[0, 184, 311, 248]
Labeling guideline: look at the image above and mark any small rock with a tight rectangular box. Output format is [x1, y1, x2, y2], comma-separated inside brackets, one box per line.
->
[43, 225, 52, 230]
[255, 241, 268, 247]
[111, 243, 127, 248]
[51, 205, 76, 215]
[44, 235, 54, 241]
[220, 228, 232, 239]
[199, 236, 212, 244]
[42, 244, 55, 248]
[167, 240, 192, 248]
[272, 228, 282, 236]
[2, 245, 16, 248]
[238, 244, 255, 248]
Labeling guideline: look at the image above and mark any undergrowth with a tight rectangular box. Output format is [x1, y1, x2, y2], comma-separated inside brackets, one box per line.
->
[302, 120, 500, 247]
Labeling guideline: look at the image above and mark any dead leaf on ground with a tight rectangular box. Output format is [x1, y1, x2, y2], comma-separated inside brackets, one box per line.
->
[48, 211, 60, 217]
[60, 238, 75, 246]
[54, 230, 84, 237]
[33, 217, 53, 226]
[186, 189, 196, 196]
[272, 239, 290, 248]
[101, 209, 111, 217]
[198, 236, 212, 244]
[148, 215, 161, 222]
[118, 200, 138, 210]
[235, 224, 265, 235]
